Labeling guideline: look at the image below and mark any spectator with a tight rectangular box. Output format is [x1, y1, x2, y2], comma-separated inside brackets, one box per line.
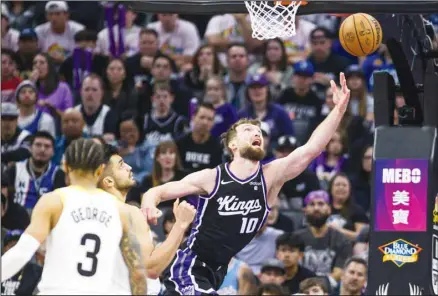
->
[142, 83, 188, 147]
[282, 16, 316, 64]
[53, 108, 85, 165]
[203, 76, 238, 139]
[309, 129, 349, 189]
[258, 259, 286, 286]
[266, 198, 295, 232]
[333, 257, 367, 296]
[16, 80, 56, 138]
[126, 29, 161, 87]
[176, 103, 222, 172]
[249, 38, 294, 98]
[238, 74, 295, 144]
[117, 112, 154, 182]
[258, 283, 288, 296]
[148, 14, 201, 69]
[260, 122, 275, 164]
[74, 74, 117, 141]
[1, 230, 42, 295]
[5, 2, 36, 31]
[277, 61, 322, 143]
[97, 3, 141, 58]
[362, 44, 398, 91]
[15, 29, 39, 79]
[351, 145, 372, 212]
[345, 65, 374, 122]
[353, 226, 369, 262]
[35, 1, 85, 64]
[59, 29, 109, 93]
[294, 190, 352, 287]
[275, 233, 316, 294]
[224, 44, 250, 110]
[274, 136, 320, 211]
[205, 13, 262, 65]
[31, 53, 74, 117]
[307, 27, 351, 97]
[126, 140, 187, 208]
[326, 173, 369, 241]
[299, 277, 329, 295]
[1, 4, 19, 51]
[103, 57, 137, 122]
[1, 103, 31, 168]
[236, 214, 284, 274]
[2, 188, 30, 232]
[1, 49, 22, 103]
[218, 258, 257, 295]
[183, 44, 224, 97]
[6, 131, 65, 211]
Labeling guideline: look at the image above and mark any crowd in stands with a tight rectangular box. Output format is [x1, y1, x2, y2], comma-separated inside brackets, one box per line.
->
[1, 1, 437, 295]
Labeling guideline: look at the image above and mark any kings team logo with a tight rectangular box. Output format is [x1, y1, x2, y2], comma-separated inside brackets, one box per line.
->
[378, 239, 423, 267]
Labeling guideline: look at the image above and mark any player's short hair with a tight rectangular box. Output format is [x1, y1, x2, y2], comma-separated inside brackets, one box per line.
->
[221, 118, 260, 158]
[299, 277, 329, 294]
[64, 138, 105, 172]
[103, 144, 119, 165]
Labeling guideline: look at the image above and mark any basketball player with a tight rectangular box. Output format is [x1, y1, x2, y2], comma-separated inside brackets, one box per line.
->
[98, 144, 196, 294]
[142, 73, 351, 295]
[1, 139, 148, 295]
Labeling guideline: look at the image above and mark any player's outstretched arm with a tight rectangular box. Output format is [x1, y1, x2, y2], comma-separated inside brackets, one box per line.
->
[141, 168, 215, 224]
[1, 192, 61, 281]
[267, 73, 351, 184]
[120, 210, 148, 295]
[146, 199, 196, 278]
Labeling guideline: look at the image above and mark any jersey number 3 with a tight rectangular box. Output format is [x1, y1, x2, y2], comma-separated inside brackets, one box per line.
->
[77, 233, 101, 277]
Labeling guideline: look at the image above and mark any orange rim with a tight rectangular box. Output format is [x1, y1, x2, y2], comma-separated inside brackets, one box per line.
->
[273, 1, 309, 6]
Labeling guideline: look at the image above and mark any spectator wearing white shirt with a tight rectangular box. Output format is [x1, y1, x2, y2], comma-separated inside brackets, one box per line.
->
[16, 80, 56, 138]
[34, 1, 84, 65]
[147, 14, 200, 69]
[1, 4, 19, 52]
[204, 13, 263, 65]
[282, 16, 316, 64]
[96, 4, 141, 58]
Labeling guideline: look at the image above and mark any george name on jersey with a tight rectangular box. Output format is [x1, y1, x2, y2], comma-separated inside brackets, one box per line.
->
[217, 195, 262, 216]
[71, 207, 113, 227]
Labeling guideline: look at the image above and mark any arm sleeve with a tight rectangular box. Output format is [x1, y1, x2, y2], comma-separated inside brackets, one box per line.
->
[1, 233, 41, 282]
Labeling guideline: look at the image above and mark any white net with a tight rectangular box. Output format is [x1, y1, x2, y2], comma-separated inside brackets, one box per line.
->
[244, 1, 303, 40]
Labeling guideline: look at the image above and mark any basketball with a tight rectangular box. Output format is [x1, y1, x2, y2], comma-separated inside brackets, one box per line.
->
[339, 13, 383, 57]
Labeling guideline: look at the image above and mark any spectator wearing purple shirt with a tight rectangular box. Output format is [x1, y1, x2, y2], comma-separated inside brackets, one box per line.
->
[238, 74, 294, 144]
[30, 53, 73, 118]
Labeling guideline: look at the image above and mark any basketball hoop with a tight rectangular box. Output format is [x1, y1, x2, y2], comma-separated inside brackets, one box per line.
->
[244, 1, 307, 40]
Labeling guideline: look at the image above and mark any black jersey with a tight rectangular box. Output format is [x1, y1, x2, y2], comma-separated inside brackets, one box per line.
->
[186, 162, 271, 267]
[143, 111, 187, 147]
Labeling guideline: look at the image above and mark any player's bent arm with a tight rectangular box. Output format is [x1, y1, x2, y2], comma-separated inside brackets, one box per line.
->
[120, 210, 148, 295]
[1, 192, 61, 281]
[237, 264, 259, 295]
[267, 105, 346, 185]
[141, 168, 216, 207]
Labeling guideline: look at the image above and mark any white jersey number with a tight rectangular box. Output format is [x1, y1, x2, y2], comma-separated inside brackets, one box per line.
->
[240, 217, 259, 234]
[77, 233, 101, 277]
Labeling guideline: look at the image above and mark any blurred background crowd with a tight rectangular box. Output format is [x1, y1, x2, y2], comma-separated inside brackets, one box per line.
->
[1, 1, 437, 295]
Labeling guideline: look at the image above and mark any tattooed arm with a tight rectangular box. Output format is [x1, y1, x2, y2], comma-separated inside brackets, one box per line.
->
[120, 211, 148, 295]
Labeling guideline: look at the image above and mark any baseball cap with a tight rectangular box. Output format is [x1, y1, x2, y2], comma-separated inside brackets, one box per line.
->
[260, 121, 270, 137]
[304, 190, 330, 206]
[345, 64, 365, 79]
[45, 1, 69, 13]
[247, 74, 269, 87]
[293, 61, 315, 77]
[15, 80, 38, 102]
[1, 103, 19, 118]
[276, 135, 299, 152]
[19, 28, 38, 41]
[261, 258, 286, 274]
[4, 230, 24, 247]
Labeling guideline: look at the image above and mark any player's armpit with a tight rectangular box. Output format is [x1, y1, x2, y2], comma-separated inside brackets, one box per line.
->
[120, 212, 148, 295]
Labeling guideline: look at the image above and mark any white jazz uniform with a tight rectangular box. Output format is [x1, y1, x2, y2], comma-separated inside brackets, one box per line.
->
[37, 186, 131, 295]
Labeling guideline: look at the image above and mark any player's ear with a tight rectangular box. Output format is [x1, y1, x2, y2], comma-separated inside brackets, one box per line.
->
[101, 176, 114, 189]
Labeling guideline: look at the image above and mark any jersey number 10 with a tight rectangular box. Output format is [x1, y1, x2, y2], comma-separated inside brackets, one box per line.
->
[240, 217, 259, 234]
[77, 233, 101, 277]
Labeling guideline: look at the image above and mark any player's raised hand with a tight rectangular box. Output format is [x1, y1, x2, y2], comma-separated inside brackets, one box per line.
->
[173, 199, 196, 229]
[330, 72, 351, 113]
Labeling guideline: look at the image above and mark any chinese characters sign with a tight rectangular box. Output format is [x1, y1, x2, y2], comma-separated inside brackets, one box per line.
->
[374, 159, 428, 232]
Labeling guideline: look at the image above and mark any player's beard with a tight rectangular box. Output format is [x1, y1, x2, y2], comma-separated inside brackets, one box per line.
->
[239, 144, 265, 161]
[306, 213, 329, 229]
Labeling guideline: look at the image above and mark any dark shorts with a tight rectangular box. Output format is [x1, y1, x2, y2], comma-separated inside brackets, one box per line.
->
[163, 249, 227, 295]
